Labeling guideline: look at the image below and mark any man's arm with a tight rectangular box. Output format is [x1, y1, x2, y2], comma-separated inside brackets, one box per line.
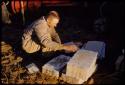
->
[34, 22, 64, 51]
[51, 28, 61, 44]
[34, 21, 79, 52]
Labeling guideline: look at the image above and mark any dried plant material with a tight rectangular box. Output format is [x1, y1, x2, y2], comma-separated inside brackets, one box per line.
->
[1, 43, 12, 54]
[1, 60, 9, 64]
[16, 79, 24, 84]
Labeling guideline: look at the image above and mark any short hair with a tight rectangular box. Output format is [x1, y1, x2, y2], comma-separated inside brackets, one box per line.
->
[46, 11, 60, 20]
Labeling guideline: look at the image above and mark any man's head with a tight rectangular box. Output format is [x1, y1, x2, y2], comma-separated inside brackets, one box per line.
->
[46, 11, 60, 28]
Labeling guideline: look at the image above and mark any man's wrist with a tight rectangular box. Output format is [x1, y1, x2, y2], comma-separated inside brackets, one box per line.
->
[61, 44, 67, 50]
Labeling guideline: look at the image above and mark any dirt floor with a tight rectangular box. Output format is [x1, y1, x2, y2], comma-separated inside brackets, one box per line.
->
[1, 2, 124, 84]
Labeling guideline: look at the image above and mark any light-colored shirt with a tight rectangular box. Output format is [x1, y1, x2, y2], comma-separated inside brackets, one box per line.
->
[22, 16, 63, 52]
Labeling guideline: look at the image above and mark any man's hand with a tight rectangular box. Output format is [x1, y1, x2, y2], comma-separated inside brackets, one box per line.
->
[63, 44, 79, 53]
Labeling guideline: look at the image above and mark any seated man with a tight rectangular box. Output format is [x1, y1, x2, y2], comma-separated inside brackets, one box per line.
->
[22, 11, 79, 55]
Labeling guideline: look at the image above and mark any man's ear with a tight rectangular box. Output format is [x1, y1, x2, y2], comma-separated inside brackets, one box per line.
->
[46, 18, 52, 27]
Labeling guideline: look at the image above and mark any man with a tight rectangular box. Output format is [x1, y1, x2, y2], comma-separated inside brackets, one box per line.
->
[22, 11, 79, 54]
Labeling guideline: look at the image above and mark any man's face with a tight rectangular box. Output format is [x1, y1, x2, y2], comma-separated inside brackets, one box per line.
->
[48, 18, 59, 28]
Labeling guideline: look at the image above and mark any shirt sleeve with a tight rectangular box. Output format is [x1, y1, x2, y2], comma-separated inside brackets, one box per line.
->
[34, 21, 64, 51]
[51, 28, 61, 44]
